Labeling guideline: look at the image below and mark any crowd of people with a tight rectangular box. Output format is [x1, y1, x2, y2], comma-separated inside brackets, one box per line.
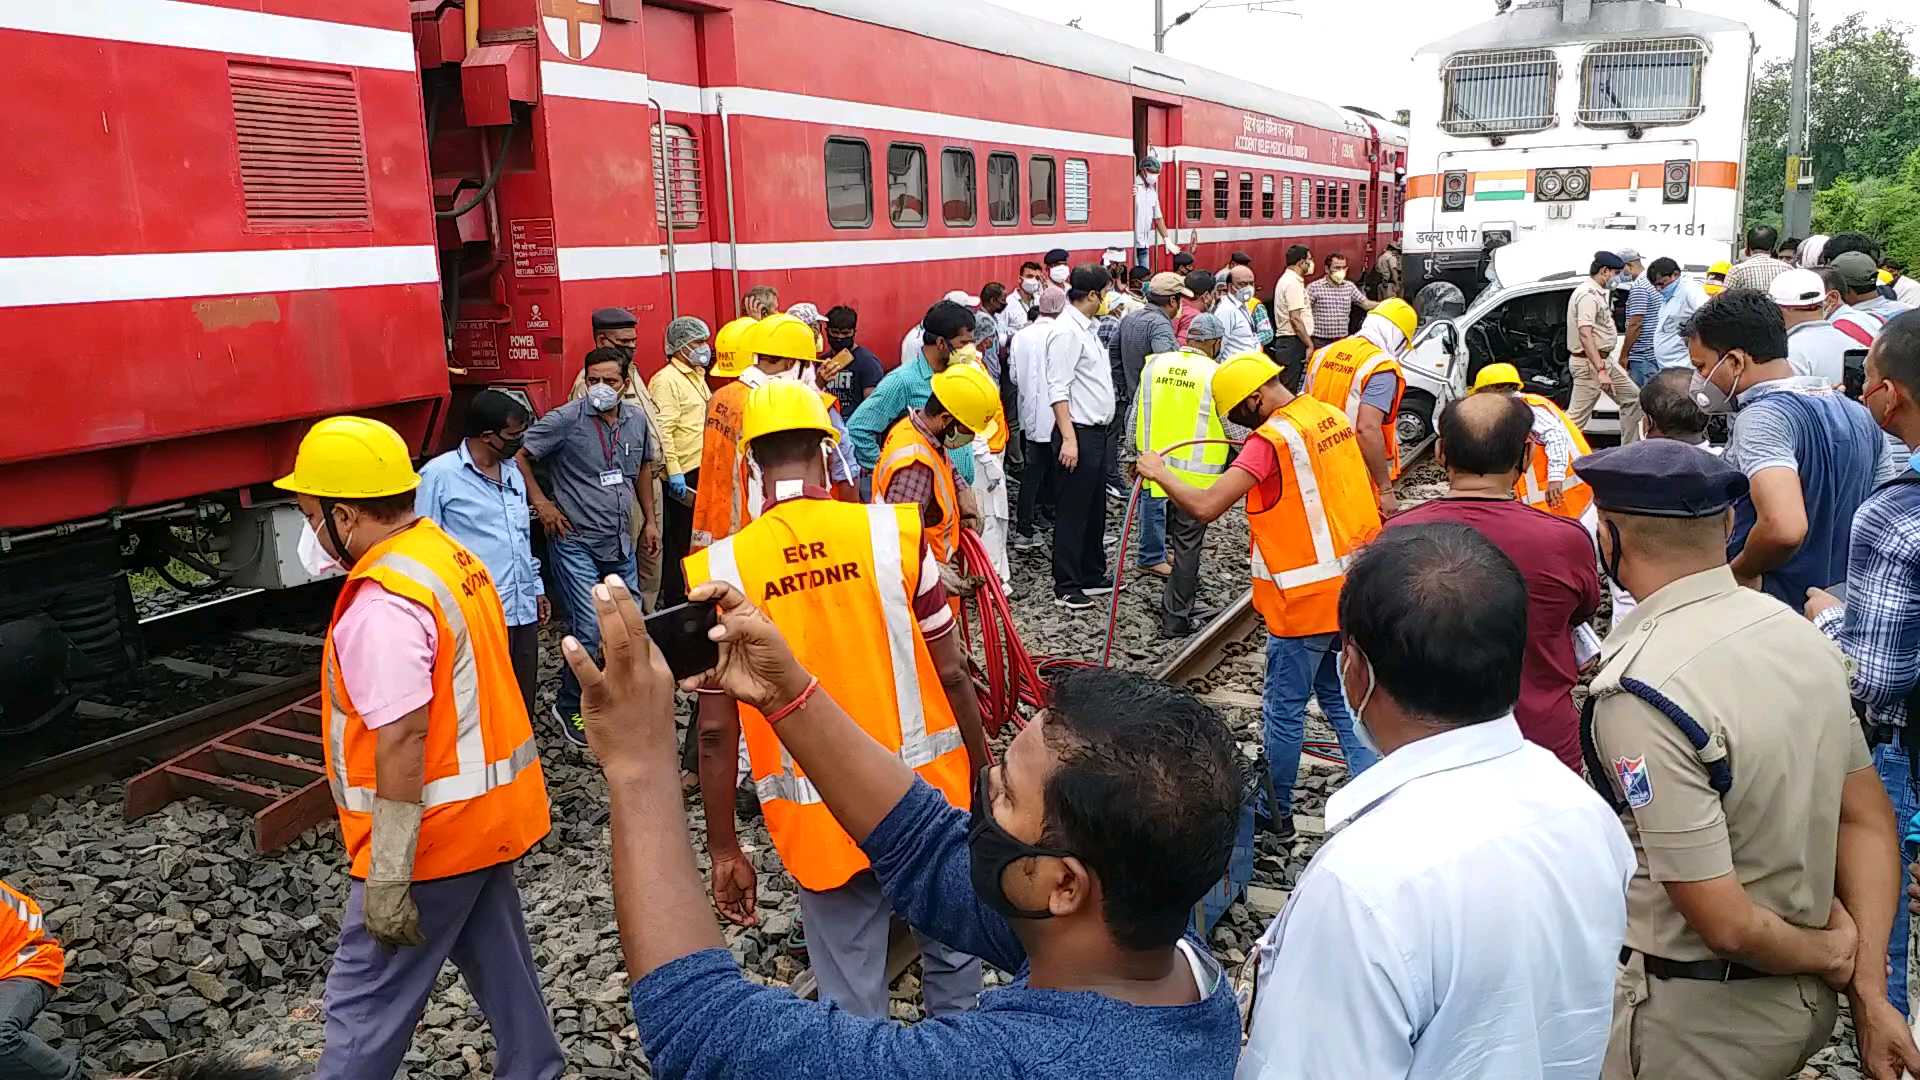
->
[11, 193, 1920, 1080]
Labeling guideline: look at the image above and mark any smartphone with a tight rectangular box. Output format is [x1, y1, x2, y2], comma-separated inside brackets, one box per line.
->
[644, 600, 720, 680]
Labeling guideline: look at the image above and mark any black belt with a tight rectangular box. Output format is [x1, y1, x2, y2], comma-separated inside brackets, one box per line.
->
[1621, 947, 1769, 982]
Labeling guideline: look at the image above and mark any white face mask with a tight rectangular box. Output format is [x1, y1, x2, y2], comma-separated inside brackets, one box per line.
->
[1049, 265, 1070, 285]
[298, 519, 347, 577]
[685, 344, 712, 368]
[1343, 649, 1383, 758]
[1235, 286, 1255, 302]
[1021, 278, 1043, 296]
[585, 383, 620, 411]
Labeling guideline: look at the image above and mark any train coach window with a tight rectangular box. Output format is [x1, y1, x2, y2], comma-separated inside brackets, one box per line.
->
[1340, 183, 1351, 219]
[1212, 171, 1229, 219]
[942, 148, 976, 227]
[651, 123, 704, 229]
[824, 137, 872, 228]
[1064, 158, 1089, 224]
[1282, 177, 1294, 220]
[1030, 155, 1056, 224]
[1578, 37, 1708, 128]
[888, 143, 927, 227]
[1185, 168, 1204, 221]
[987, 153, 1019, 225]
[1238, 173, 1254, 219]
[1261, 175, 1275, 219]
[1440, 48, 1557, 136]
[1314, 180, 1326, 219]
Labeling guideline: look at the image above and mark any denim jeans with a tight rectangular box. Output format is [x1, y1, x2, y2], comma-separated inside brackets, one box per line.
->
[1136, 495, 1167, 567]
[1263, 632, 1378, 818]
[1628, 355, 1660, 389]
[549, 537, 640, 718]
[1876, 741, 1918, 1015]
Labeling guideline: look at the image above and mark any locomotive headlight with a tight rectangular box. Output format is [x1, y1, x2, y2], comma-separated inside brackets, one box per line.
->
[1663, 160, 1692, 205]
[1537, 171, 1565, 200]
[1442, 170, 1467, 213]
[1564, 168, 1590, 199]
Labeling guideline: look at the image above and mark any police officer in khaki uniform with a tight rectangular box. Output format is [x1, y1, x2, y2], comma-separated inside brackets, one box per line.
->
[1577, 440, 1918, 1080]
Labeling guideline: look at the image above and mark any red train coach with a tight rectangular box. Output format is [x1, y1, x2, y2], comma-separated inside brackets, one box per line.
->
[0, 0, 1400, 725]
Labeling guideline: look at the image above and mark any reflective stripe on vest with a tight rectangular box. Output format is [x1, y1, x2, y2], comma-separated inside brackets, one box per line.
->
[875, 419, 959, 559]
[324, 552, 539, 813]
[1139, 350, 1228, 480]
[701, 504, 964, 808]
[0, 892, 37, 933]
[1250, 418, 1349, 589]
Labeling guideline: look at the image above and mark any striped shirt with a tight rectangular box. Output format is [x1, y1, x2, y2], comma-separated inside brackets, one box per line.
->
[1725, 253, 1793, 294]
[1816, 473, 1920, 729]
[1307, 279, 1369, 342]
[1624, 277, 1662, 364]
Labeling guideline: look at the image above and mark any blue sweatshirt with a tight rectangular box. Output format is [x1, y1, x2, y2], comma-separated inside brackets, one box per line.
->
[629, 780, 1242, 1079]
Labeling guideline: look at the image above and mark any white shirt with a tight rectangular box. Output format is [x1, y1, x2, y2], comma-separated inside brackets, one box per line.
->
[1045, 304, 1117, 426]
[1653, 278, 1708, 370]
[1211, 294, 1259, 357]
[1133, 176, 1162, 247]
[1785, 319, 1860, 386]
[1238, 716, 1634, 1080]
[1010, 317, 1059, 441]
[998, 299, 1030, 338]
[1896, 275, 1920, 306]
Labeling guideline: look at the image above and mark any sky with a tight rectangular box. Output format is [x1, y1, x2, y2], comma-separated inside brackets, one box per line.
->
[977, 0, 1918, 118]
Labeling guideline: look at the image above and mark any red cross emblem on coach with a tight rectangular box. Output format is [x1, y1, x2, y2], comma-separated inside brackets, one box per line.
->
[540, 0, 603, 61]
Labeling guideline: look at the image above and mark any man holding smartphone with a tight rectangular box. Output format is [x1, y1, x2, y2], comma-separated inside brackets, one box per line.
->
[682, 380, 991, 1018]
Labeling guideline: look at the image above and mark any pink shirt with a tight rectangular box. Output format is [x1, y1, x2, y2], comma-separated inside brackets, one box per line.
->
[331, 581, 438, 729]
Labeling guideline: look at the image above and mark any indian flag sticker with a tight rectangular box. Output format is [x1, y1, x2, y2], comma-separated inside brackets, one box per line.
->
[1473, 171, 1529, 202]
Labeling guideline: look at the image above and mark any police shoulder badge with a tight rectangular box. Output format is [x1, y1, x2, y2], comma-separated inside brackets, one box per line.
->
[1613, 755, 1653, 809]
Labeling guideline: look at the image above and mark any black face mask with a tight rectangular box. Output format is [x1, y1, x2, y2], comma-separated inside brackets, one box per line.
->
[490, 432, 525, 458]
[827, 334, 855, 351]
[1228, 401, 1262, 430]
[967, 771, 1078, 921]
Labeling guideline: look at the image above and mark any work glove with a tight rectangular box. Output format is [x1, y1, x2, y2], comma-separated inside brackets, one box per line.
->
[939, 558, 979, 599]
[666, 473, 693, 505]
[1165, 240, 1182, 256]
[364, 798, 426, 949]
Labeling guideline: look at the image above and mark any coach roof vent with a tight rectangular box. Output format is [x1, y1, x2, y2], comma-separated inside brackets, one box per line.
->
[228, 62, 372, 229]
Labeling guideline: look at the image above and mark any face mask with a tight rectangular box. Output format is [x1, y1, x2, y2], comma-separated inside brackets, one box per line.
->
[1598, 519, 1627, 593]
[685, 345, 712, 368]
[1049, 265, 1070, 285]
[771, 363, 801, 382]
[1329, 270, 1347, 285]
[827, 334, 855, 352]
[585, 383, 620, 412]
[1228, 401, 1262, 430]
[1688, 352, 1738, 416]
[490, 433, 525, 458]
[1659, 279, 1679, 301]
[967, 771, 1077, 921]
[1235, 286, 1255, 303]
[298, 518, 346, 577]
[1342, 650, 1383, 759]
[1021, 278, 1043, 296]
[800, 364, 820, 390]
[1304, 261, 1315, 278]
[943, 425, 975, 450]
[1143, 173, 1158, 188]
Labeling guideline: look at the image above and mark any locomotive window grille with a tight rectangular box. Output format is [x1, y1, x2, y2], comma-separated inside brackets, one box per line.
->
[942, 148, 976, 227]
[1340, 183, 1351, 219]
[1064, 158, 1089, 224]
[1440, 48, 1557, 136]
[1578, 37, 1708, 128]
[1030, 156, 1057, 225]
[1261, 175, 1275, 219]
[1314, 180, 1326, 219]
[1282, 177, 1294, 220]
[650, 123, 704, 229]
[1212, 171, 1228, 219]
[824, 138, 872, 228]
[1238, 173, 1254, 219]
[228, 62, 370, 228]
[987, 153, 1019, 225]
[888, 143, 927, 227]
[1185, 168, 1204, 221]
[1358, 183, 1369, 220]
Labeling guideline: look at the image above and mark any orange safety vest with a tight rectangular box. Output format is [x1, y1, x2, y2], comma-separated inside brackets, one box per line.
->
[873, 414, 960, 562]
[322, 520, 551, 881]
[1515, 393, 1594, 520]
[1306, 335, 1406, 482]
[0, 881, 63, 987]
[691, 380, 750, 551]
[682, 498, 972, 892]
[1246, 396, 1383, 638]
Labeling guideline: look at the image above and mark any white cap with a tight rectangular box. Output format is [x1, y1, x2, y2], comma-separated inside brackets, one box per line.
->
[1768, 268, 1828, 309]
[943, 289, 980, 308]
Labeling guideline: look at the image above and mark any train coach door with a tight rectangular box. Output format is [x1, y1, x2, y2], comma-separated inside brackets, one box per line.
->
[1134, 101, 1176, 270]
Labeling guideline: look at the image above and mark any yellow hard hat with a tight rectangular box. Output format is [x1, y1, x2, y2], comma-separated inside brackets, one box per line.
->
[749, 312, 820, 364]
[274, 416, 420, 499]
[1707, 260, 1732, 277]
[711, 316, 761, 377]
[949, 346, 1004, 443]
[1211, 353, 1281, 415]
[930, 364, 999, 432]
[1374, 297, 1419, 342]
[1880, 269, 1896, 286]
[740, 379, 839, 449]
[1472, 363, 1524, 393]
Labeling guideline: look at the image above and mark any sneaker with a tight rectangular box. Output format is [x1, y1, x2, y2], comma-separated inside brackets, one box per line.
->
[1082, 578, 1115, 596]
[553, 704, 590, 748]
[1157, 619, 1194, 639]
[1012, 532, 1044, 551]
[1054, 589, 1096, 610]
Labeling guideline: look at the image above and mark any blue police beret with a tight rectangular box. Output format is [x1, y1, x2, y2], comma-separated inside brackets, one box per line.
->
[1575, 440, 1749, 518]
[591, 307, 636, 331]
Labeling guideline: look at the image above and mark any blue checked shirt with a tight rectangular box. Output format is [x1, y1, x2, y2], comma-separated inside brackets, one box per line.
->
[1816, 473, 1920, 729]
[416, 441, 543, 626]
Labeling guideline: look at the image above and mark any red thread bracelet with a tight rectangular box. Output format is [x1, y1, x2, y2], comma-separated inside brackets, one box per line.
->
[762, 676, 820, 726]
